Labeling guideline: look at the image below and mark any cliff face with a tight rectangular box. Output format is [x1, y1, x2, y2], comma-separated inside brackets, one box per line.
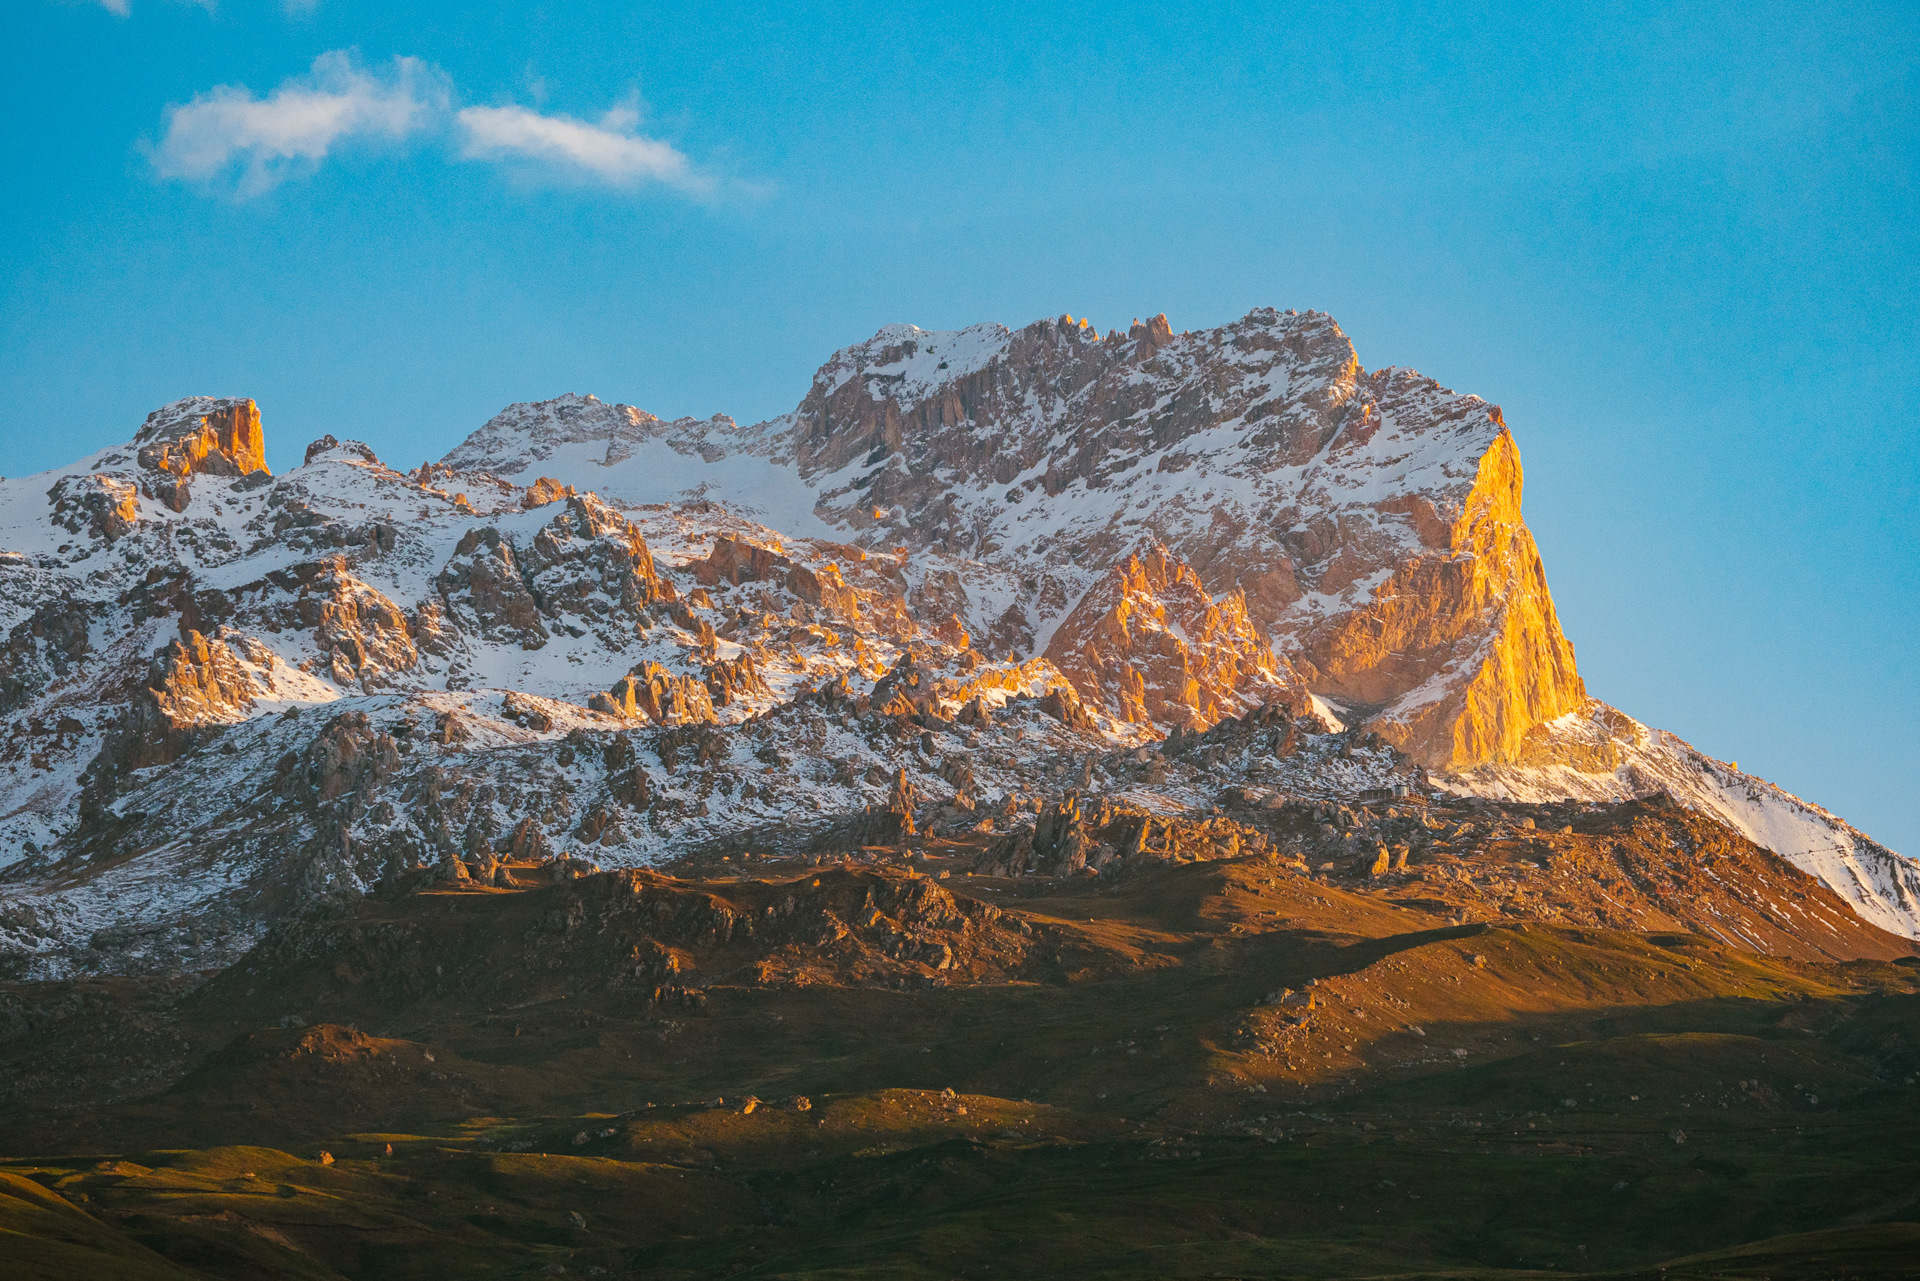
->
[754, 308, 1585, 769]
[1285, 427, 1588, 768]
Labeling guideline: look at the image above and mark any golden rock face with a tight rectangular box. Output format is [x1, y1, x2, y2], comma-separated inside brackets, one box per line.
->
[137, 399, 270, 479]
[1045, 541, 1305, 732]
[1289, 429, 1586, 769]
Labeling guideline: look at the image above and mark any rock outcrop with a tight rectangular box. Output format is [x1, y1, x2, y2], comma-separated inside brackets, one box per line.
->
[591, 662, 718, 725]
[133, 397, 269, 478]
[520, 494, 676, 628]
[111, 629, 261, 772]
[704, 653, 772, 707]
[835, 767, 920, 847]
[978, 794, 1276, 878]
[437, 496, 677, 655]
[1045, 542, 1305, 732]
[521, 476, 576, 508]
[47, 474, 141, 541]
[692, 536, 858, 618]
[0, 599, 93, 714]
[299, 710, 400, 805]
[439, 393, 739, 477]
[437, 528, 549, 650]
[312, 561, 419, 688]
[132, 397, 270, 510]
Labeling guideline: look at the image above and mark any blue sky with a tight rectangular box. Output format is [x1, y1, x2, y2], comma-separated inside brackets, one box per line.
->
[4, 0, 1916, 853]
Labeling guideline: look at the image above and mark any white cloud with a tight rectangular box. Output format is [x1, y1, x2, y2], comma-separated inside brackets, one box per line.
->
[92, 0, 251, 15]
[152, 53, 729, 201]
[455, 101, 711, 193]
[152, 51, 447, 195]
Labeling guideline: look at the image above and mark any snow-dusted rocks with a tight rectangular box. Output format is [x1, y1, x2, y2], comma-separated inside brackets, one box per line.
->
[444, 308, 1585, 773]
[0, 392, 1130, 975]
[592, 662, 717, 725]
[0, 597, 91, 713]
[437, 527, 550, 650]
[425, 305, 1915, 943]
[47, 472, 144, 540]
[519, 493, 677, 631]
[442, 393, 744, 482]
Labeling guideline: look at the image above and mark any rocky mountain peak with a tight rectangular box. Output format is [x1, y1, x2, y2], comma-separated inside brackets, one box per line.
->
[443, 393, 660, 478]
[442, 394, 745, 480]
[414, 307, 1587, 775]
[769, 305, 1568, 772]
[131, 396, 269, 481]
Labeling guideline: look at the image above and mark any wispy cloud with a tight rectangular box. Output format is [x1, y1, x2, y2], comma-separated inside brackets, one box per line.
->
[151, 51, 447, 195]
[152, 50, 729, 201]
[90, 0, 265, 15]
[455, 101, 710, 193]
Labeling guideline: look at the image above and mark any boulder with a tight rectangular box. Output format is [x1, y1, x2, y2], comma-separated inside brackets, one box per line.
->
[521, 476, 576, 508]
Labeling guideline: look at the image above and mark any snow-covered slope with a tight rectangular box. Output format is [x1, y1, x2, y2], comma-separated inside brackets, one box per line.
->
[441, 394, 829, 538]
[1442, 701, 1920, 940]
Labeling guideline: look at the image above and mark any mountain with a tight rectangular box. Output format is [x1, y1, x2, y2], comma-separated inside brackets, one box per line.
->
[0, 307, 1912, 993]
[436, 308, 1920, 940]
[3, 308, 1918, 1281]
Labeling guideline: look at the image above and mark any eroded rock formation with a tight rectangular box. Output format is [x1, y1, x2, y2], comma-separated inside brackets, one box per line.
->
[520, 494, 676, 629]
[112, 629, 261, 771]
[312, 560, 419, 688]
[1045, 542, 1305, 732]
[131, 398, 270, 511]
[592, 662, 718, 725]
[438, 528, 549, 650]
[693, 536, 859, 618]
[47, 474, 141, 541]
